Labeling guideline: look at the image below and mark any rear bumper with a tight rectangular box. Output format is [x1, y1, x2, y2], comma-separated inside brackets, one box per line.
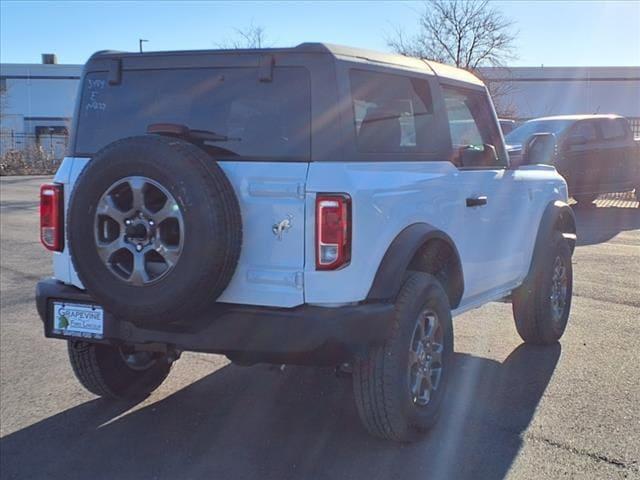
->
[36, 278, 393, 365]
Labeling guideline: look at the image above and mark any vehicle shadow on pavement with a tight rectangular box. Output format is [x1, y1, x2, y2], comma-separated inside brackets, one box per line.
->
[574, 205, 640, 246]
[0, 343, 560, 480]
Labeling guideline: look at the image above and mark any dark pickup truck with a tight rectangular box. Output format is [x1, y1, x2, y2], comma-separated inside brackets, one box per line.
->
[506, 114, 640, 205]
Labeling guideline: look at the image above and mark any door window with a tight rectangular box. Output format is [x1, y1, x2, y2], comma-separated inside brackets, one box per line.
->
[570, 121, 598, 142]
[442, 86, 505, 168]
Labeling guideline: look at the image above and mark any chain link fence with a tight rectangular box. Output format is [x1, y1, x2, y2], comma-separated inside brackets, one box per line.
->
[628, 118, 640, 138]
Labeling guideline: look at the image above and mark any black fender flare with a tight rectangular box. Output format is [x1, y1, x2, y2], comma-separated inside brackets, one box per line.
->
[366, 223, 464, 308]
[525, 200, 576, 281]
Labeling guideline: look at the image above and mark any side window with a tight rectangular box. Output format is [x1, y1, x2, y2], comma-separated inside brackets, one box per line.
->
[349, 69, 436, 153]
[599, 118, 628, 141]
[571, 121, 598, 142]
[441, 86, 505, 168]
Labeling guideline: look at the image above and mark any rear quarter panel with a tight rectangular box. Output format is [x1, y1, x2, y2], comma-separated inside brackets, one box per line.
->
[305, 161, 462, 304]
[304, 161, 568, 307]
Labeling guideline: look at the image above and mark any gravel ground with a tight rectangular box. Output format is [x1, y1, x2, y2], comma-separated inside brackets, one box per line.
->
[1, 176, 638, 480]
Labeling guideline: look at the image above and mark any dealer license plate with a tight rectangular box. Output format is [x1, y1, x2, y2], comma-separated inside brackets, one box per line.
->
[52, 302, 104, 339]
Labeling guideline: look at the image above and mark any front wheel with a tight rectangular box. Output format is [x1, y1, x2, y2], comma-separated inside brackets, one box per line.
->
[512, 232, 573, 345]
[353, 272, 453, 442]
[67, 341, 173, 399]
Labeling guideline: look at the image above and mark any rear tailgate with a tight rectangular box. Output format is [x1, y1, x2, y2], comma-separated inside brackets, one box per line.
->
[216, 162, 309, 307]
[53, 160, 309, 308]
[56, 53, 315, 308]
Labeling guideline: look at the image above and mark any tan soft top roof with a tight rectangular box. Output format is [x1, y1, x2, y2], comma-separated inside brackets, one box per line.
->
[90, 42, 485, 87]
[298, 43, 484, 86]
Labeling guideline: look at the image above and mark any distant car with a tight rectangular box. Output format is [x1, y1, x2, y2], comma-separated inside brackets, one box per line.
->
[499, 118, 518, 135]
[506, 114, 640, 205]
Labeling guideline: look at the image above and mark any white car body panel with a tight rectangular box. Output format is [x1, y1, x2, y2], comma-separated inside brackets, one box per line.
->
[53, 157, 310, 308]
[304, 161, 567, 309]
[54, 156, 566, 312]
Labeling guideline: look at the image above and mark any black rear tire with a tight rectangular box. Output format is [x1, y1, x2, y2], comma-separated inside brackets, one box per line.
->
[512, 232, 573, 345]
[68, 135, 242, 326]
[67, 341, 172, 399]
[353, 272, 453, 442]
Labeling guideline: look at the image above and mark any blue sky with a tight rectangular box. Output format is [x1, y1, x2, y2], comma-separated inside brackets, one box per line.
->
[1, 1, 639, 66]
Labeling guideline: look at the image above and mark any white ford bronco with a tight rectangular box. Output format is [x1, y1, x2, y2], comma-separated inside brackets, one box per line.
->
[36, 44, 576, 441]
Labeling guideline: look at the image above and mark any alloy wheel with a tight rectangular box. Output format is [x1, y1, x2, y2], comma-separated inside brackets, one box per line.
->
[408, 308, 444, 406]
[94, 176, 184, 286]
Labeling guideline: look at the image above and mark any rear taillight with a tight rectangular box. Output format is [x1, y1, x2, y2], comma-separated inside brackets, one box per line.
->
[316, 194, 351, 270]
[40, 183, 64, 252]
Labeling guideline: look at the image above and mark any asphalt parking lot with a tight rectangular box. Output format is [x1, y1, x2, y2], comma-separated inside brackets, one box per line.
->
[1, 175, 638, 480]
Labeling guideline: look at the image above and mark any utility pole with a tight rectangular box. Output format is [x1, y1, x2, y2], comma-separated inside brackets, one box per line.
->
[139, 39, 148, 53]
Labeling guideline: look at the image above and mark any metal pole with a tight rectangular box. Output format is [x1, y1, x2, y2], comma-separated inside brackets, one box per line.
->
[139, 39, 148, 53]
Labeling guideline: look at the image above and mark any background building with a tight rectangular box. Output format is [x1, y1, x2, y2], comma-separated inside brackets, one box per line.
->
[481, 66, 640, 135]
[0, 55, 81, 159]
[1, 57, 639, 161]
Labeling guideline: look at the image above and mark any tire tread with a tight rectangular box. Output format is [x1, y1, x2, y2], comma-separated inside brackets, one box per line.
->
[353, 272, 452, 441]
[67, 341, 171, 399]
[512, 232, 572, 344]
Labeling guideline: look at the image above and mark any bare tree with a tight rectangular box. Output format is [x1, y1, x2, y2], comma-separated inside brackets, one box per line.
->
[218, 22, 270, 49]
[388, 1, 518, 117]
[388, 0, 517, 69]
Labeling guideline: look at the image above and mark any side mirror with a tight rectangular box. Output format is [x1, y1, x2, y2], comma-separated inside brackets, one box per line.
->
[459, 144, 498, 168]
[521, 133, 557, 166]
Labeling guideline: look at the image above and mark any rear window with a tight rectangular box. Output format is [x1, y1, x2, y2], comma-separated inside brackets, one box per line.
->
[349, 69, 436, 154]
[75, 67, 311, 160]
[599, 118, 629, 141]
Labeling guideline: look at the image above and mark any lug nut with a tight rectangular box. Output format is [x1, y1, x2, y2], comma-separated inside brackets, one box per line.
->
[149, 220, 154, 226]
[136, 244, 142, 252]
[125, 219, 131, 225]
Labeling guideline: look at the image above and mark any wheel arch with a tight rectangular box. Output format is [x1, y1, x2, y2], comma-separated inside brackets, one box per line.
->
[525, 200, 576, 281]
[366, 223, 464, 309]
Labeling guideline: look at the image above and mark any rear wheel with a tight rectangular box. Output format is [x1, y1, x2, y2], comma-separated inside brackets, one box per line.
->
[512, 232, 573, 345]
[353, 272, 453, 442]
[67, 341, 173, 399]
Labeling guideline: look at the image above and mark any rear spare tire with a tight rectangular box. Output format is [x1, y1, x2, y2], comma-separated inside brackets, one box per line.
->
[68, 135, 241, 326]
